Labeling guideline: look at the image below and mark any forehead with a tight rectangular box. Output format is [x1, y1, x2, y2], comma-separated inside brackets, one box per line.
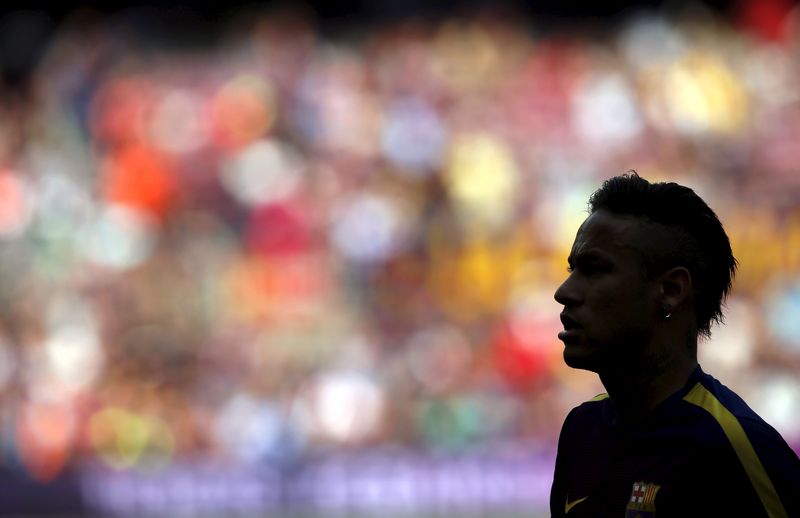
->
[570, 210, 646, 259]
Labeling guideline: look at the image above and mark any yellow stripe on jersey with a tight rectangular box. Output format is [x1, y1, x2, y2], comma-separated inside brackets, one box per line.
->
[588, 393, 609, 402]
[683, 383, 788, 518]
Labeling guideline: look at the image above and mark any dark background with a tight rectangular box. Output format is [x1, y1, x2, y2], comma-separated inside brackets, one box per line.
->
[0, 0, 758, 94]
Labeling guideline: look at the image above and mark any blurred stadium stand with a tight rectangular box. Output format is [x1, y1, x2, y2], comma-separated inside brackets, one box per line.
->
[0, 0, 799, 515]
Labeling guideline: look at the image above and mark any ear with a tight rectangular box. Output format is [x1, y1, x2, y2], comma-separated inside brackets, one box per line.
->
[658, 267, 692, 314]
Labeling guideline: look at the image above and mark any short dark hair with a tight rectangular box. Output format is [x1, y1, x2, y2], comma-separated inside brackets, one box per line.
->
[588, 171, 737, 338]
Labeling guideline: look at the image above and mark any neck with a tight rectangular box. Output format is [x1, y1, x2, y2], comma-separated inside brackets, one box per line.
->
[599, 347, 697, 424]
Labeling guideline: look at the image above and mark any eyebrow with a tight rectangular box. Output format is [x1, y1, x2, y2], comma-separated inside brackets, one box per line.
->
[567, 250, 612, 267]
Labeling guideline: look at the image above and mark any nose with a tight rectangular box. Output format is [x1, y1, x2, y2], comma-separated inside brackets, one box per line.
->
[554, 273, 581, 307]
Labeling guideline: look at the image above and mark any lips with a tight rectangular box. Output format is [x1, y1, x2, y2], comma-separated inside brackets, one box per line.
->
[558, 313, 582, 343]
[560, 313, 580, 330]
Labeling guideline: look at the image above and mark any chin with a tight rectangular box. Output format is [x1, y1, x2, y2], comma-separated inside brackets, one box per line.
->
[563, 347, 601, 373]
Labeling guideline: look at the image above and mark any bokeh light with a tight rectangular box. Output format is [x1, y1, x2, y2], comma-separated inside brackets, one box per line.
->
[0, 1, 798, 516]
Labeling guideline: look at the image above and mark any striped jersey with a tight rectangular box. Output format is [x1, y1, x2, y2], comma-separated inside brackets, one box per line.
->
[550, 366, 800, 517]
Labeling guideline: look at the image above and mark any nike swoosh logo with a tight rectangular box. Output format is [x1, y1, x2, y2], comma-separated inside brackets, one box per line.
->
[565, 495, 588, 513]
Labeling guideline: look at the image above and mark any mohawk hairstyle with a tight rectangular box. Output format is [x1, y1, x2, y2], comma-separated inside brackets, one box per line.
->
[588, 171, 738, 338]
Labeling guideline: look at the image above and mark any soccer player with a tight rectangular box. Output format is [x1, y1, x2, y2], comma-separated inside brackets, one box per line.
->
[550, 173, 800, 517]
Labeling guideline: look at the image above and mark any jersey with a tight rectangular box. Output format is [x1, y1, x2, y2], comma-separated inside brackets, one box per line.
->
[550, 366, 800, 517]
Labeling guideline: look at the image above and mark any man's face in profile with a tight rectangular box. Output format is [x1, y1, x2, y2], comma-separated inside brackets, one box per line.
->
[554, 210, 659, 372]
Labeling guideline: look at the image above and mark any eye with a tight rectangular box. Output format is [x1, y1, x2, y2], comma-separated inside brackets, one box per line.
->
[570, 260, 608, 276]
[587, 262, 613, 276]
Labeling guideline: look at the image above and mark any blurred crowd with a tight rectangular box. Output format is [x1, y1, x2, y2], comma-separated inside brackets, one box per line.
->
[0, 0, 799, 486]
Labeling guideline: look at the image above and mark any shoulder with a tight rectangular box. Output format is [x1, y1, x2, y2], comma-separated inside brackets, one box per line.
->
[568, 392, 610, 415]
[681, 370, 795, 455]
[555, 392, 613, 465]
[683, 369, 800, 516]
[560, 392, 611, 432]
[682, 371, 789, 446]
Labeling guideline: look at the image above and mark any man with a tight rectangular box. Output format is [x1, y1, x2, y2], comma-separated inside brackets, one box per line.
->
[550, 173, 800, 517]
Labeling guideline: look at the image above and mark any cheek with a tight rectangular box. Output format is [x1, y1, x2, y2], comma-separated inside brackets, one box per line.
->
[593, 285, 653, 328]
[592, 283, 637, 308]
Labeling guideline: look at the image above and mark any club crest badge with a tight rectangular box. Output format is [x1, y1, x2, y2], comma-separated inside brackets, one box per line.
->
[625, 481, 660, 517]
